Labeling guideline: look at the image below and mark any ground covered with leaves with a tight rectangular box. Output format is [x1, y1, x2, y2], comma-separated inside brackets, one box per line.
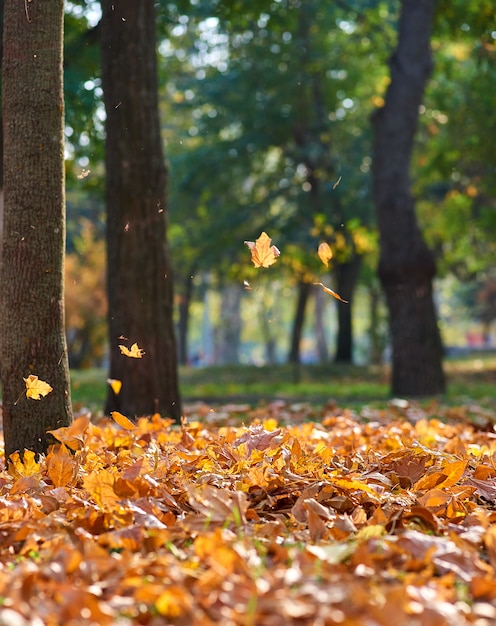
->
[2, 401, 496, 625]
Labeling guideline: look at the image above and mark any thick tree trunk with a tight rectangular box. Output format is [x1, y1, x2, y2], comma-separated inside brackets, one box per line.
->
[372, 0, 445, 396]
[334, 256, 362, 363]
[101, 0, 181, 419]
[288, 281, 312, 364]
[1, 0, 72, 458]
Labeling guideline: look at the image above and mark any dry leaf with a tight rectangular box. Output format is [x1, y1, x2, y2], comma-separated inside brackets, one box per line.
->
[119, 342, 145, 358]
[318, 242, 333, 267]
[47, 415, 91, 451]
[244, 231, 280, 268]
[111, 411, 136, 431]
[24, 375, 53, 400]
[313, 281, 348, 303]
[333, 175, 342, 189]
[8, 450, 41, 478]
[107, 378, 122, 395]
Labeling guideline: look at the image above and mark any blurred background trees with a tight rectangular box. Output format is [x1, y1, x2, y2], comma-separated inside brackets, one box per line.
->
[57, 0, 495, 395]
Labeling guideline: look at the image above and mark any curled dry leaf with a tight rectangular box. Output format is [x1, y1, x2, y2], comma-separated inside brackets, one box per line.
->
[313, 281, 348, 303]
[244, 231, 280, 268]
[24, 374, 53, 400]
[111, 411, 136, 431]
[47, 414, 91, 451]
[317, 242, 333, 267]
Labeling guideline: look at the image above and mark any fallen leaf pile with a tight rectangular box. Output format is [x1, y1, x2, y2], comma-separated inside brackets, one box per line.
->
[2, 401, 496, 625]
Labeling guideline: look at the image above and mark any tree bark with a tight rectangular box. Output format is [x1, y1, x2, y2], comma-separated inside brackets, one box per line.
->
[101, 0, 181, 419]
[372, 0, 445, 396]
[334, 256, 362, 363]
[288, 281, 312, 364]
[1, 0, 72, 458]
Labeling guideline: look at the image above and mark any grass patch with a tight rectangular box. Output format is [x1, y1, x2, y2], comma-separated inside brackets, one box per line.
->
[69, 353, 496, 413]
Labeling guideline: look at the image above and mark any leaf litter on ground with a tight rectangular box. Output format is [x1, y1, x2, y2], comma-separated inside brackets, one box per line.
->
[1, 400, 496, 624]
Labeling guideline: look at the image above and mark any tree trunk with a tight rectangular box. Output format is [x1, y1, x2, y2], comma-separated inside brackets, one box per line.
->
[368, 283, 386, 365]
[314, 286, 329, 363]
[177, 271, 195, 365]
[371, 0, 445, 396]
[288, 281, 312, 364]
[334, 256, 362, 363]
[216, 283, 242, 365]
[101, 0, 181, 419]
[1, 0, 72, 458]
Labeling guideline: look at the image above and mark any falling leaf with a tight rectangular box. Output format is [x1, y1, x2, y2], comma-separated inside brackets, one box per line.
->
[119, 342, 145, 358]
[333, 175, 342, 189]
[244, 231, 280, 268]
[47, 415, 91, 451]
[107, 378, 122, 395]
[111, 411, 136, 431]
[318, 242, 333, 267]
[24, 375, 53, 400]
[313, 282, 348, 303]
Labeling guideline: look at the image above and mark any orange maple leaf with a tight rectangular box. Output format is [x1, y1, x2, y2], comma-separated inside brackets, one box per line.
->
[119, 342, 145, 358]
[47, 414, 90, 451]
[244, 231, 280, 268]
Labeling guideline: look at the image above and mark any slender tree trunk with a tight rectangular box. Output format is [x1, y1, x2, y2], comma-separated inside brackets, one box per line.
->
[314, 286, 329, 363]
[101, 0, 181, 420]
[1, 0, 72, 458]
[177, 271, 195, 365]
[368, 283, 385, 364]
[288, 281, 312, 364]
[334, 256, 362, 363]
[216, 283, 242, 365]
[372, 0, 445, 396]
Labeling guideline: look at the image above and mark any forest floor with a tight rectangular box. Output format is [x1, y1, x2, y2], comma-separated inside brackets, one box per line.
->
[1, 354, 496, 624]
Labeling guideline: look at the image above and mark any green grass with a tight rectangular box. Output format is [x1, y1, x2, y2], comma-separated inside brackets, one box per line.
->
[69, 353, 496, 414]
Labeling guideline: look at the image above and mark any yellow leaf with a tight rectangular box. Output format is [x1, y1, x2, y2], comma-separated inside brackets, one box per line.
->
[155, 586, 192, 618]
[244, 231, 280, 268]
[356, 525, 387, 541]
[318, 242, 333, 267]
[83, 470, 120, 509]
[111, 411, 136, 431]
[107, 378, 122, 395]
[119, 342, 145, 358]
[8, 450, 41, 478]
[313, 282, 348, 303]
[24, 375, 53, 400]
